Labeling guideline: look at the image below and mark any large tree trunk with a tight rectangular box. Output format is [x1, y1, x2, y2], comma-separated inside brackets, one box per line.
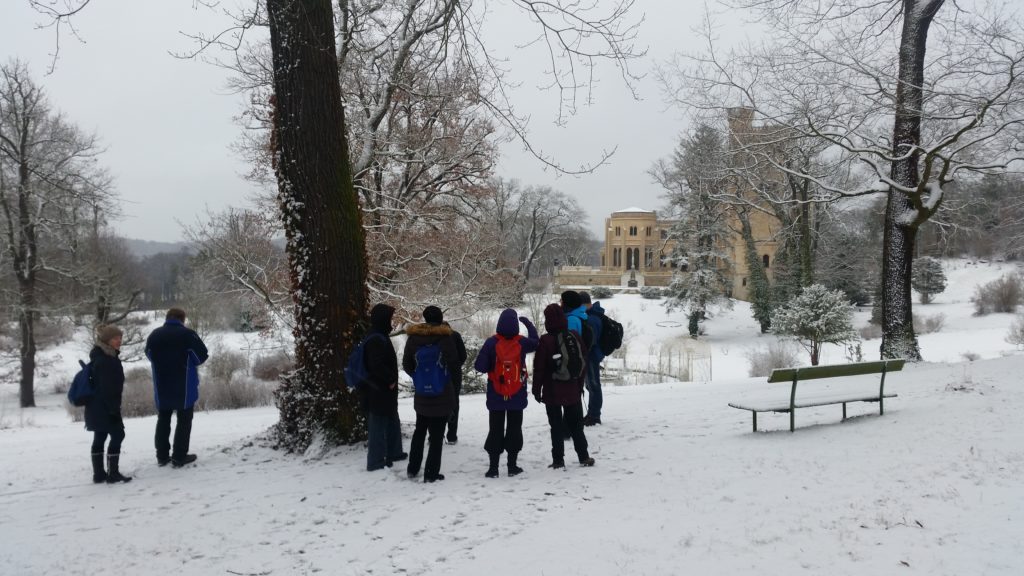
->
[267, 0, 368, 449]
[17, 282, 36, 408]
[880, 0, 942, 361]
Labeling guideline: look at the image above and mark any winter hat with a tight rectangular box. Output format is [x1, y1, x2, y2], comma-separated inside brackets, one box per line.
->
[578, 291, 592, 304]
[496, 308, 520, 338]
[423, 305, 444, 324]
[96, 324, 123, 345]
[560, 290, 582, 311]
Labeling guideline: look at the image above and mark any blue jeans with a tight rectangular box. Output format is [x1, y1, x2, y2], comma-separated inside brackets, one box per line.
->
[367, 411, 404, 471]
[585, 360, 602, 420]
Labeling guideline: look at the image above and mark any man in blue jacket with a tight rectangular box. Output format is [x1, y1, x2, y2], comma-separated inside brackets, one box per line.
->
[146, 308, 209, 467]
[579, 292, 605, 426]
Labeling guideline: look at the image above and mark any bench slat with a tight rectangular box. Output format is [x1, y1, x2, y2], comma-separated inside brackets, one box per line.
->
[768, 359, 905, 383]
[729, 392, 897, 413]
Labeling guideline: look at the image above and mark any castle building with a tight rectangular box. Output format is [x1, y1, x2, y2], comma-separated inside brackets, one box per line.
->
[554, 109, 790, 302]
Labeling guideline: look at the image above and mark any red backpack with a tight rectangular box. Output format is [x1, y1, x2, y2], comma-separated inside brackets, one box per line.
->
[489, 335, 526, 399]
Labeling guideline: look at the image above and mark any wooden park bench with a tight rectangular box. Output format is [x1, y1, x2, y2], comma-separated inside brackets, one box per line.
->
[728, 359, 905, 432]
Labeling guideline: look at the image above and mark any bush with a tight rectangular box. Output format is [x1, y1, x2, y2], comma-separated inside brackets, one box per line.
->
[251, 352, 293, 381]
[972, 274, 1024, 315]
[202, 351, 249, 383]
[590, 286, 613, 299]
[640, 286, 663, 299]
[913, 313, 946, 335]
[196, 375, 276, 411]
[118, 367, 157, 419]
[858, 323, 883, 340]
[1006, 314, 1024, 347]
[745, 340, 801, 377]
[34, 316, 75, 347]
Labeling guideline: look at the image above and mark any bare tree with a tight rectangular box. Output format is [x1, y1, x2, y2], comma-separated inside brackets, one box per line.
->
[0, 59, 114, 406]
[661, 0, 1024, 360]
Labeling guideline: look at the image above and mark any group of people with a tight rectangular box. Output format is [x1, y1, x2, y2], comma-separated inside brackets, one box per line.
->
[359, 290, 610, 481]
[84, 307, 209, 484]
[82, 291, 610, 485]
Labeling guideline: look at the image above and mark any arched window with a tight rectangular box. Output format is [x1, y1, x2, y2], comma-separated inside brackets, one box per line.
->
[762, 254, 770, 269]
[742, 277, 747, 287]
[633, 248, 640, 269]
[615, 226, 621, 237]
[646, 226, 652, 236]
[629, 226, 638, 236]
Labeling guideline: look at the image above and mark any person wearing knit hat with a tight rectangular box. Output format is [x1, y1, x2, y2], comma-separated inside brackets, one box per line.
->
[363, 303, 406, 471]
[402, 305, 464, 482]
[418, 307, 469, 445]
[84, 324, 132, 483]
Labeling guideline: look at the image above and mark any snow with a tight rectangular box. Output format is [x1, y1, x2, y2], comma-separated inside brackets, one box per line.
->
[612, 206, 654, 213]
[2, 259, 1023, 575]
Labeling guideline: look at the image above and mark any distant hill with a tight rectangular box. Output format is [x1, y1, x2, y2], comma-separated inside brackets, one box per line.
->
[125, 238, 192, 258]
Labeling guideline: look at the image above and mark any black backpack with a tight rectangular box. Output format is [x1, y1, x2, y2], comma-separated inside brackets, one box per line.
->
[552, 330, 586, 381]
[596, 311, 623, 355]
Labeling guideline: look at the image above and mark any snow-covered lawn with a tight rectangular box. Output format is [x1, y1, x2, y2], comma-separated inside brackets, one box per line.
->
[1, 258, 1022, 575]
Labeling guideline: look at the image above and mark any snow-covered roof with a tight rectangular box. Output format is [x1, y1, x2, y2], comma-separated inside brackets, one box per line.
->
[613, 207, 654, 214]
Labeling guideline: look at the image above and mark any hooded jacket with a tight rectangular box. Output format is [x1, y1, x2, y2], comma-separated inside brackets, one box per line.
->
[363, 304, 399, 416]
[585, 301, 606, 363]
[473, 309, 540, 411]
[402, 322, 460, 417]
[532, 304, 585, 406]
[565, 305, 588, 338]
[84, 343, 126, 432]
[146, 319, 209, 410]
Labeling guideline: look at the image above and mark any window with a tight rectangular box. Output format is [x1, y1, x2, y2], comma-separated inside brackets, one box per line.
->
[661, 229, 668, 240]
[742, 277, 747, 287]
[629, 226, 638, 236]
[646, 226, 652, 237]
[645, 247, 654, 268]
[763, 254, 770, 269]
[633, 248, 640, 269]
[615, 226, 621, 237]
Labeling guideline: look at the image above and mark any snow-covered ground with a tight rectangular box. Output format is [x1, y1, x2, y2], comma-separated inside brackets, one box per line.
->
[1, 259, 1022, 575]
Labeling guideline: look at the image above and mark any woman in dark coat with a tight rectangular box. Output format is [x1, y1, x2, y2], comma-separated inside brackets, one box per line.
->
[364, 303, 406, 471]
[473, 308, 540, 478]
[402, 306, 461, 482]
[85, 324, 132, 483]
[532, 303, 595, 469]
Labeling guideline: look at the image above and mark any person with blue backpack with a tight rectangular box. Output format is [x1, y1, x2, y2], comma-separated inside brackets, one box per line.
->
[402, 306, 462, 482]
[359, 303, 406, 472]
[84, 324, 132, 484]
[473, 308, 540, 478]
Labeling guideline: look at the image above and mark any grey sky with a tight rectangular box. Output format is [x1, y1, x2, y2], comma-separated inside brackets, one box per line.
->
[0, 1, 741, 243]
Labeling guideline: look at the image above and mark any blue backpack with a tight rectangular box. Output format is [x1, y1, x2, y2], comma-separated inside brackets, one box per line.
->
[67, 359, 95, 407]
[345, 333, 386, 391]
[412, 343, 449, 397]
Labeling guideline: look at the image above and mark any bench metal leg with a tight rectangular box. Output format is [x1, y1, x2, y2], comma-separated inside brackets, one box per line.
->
[753, 412, 757, 432]
[842, 403, 847, 420]
[790, 410, 795, 432]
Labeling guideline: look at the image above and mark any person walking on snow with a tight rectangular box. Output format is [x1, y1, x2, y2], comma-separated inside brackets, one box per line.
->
[403, 306, 461, 483]
[473, 308, 540, 478]
[532, 304, 595, 468]
[579, 291, 605, 426]
[85, 324, 132, 484]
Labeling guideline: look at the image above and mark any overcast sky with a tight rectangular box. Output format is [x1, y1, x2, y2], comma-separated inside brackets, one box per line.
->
[0, 0, 746, 243]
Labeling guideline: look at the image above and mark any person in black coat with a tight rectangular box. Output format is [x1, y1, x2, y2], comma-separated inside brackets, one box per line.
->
[146, 307, 209, 468]
[364, 303, 407, 471]
[85, 324, 132, 484]
[402, 306, 461, 482]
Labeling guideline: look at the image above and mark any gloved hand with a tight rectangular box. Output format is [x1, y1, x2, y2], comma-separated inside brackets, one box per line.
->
[519, 316, 530, 324]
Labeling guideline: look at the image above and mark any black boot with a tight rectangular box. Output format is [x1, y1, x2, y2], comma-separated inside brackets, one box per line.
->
[171, 454, 197, 468]
[507, 452, 523, 477]
[91, 452, 107, 484]
[485, 452, 500, 478]
[106, 454, 132, 483]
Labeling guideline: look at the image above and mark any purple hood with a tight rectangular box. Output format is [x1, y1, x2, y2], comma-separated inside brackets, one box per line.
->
[496, 308, 519, 337]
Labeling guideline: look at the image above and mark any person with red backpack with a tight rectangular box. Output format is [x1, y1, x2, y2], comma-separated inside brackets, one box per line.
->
[473, 308, 540, 478]
[402, 306, 462, 483]
[532, 304, 595, 469]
